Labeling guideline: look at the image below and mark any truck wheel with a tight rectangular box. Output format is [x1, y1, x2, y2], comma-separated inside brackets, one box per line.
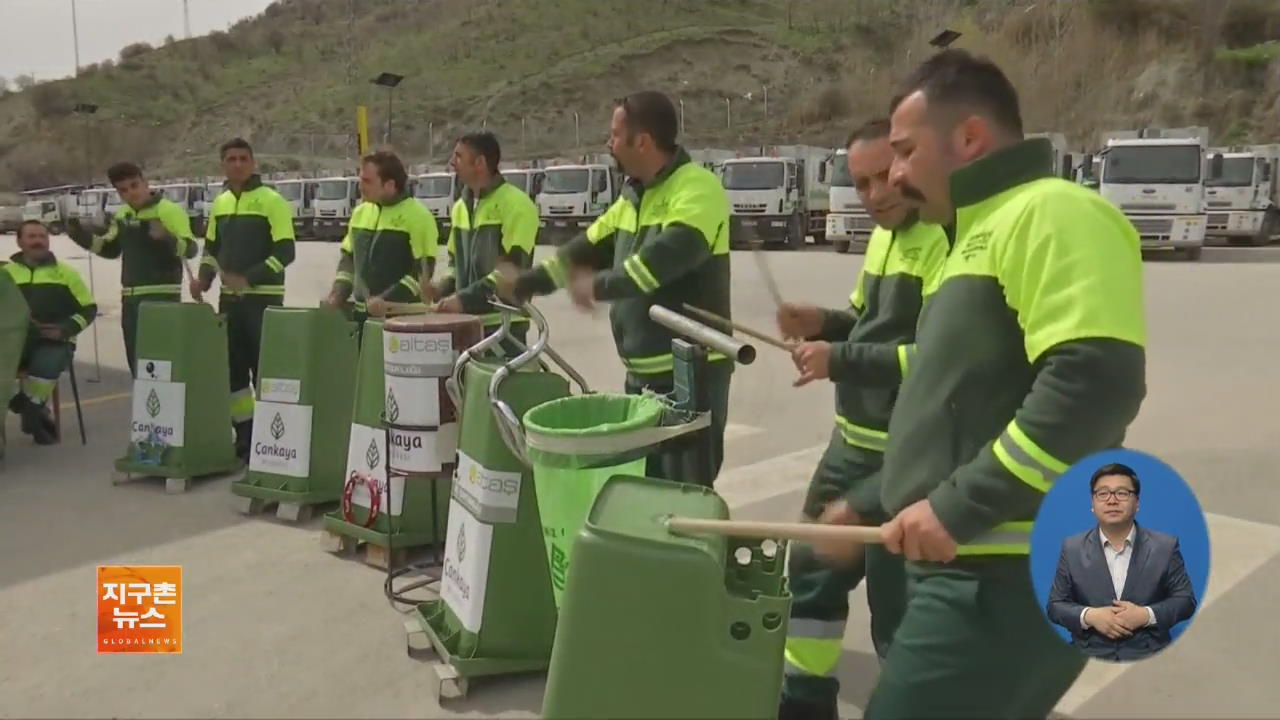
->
[49, 222, 64, 236]
[1184, 246, 1202, 261]
[833, 239, 850, 254]
[1253, 210, 1279, 247]
[785, 214, 803, 251]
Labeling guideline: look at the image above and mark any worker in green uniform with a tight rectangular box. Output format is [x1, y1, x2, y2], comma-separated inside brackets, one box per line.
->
[511, 90, 733, 485]
[5, 220, 97, 445]
[432, 131, 538, 356]
[67, 161, 198, 376]
[773, 119, 949, 720]
[834, 49, 1146, 719]
[324, 150, 437, 333]
[191, 138, 296, 461]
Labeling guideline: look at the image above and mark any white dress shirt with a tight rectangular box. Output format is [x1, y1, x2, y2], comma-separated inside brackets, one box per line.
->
[1079, 524, 1158, 630]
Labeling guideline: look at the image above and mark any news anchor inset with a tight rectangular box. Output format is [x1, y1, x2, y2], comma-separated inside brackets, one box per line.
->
[1034, 454, 1207, 663]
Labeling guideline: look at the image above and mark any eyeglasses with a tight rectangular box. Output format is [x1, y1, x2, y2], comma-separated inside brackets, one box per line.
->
[1093, 489, 1135, 501]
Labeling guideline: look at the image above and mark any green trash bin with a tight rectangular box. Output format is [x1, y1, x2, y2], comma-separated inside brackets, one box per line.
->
[523, 392, 711, 608]
[542, 474, 790, 719]
[0, 270, 31, 460]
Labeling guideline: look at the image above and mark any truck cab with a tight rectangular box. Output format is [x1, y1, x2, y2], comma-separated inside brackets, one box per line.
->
[723, 156, 805, 249]
[312, 176, 359, 242]
[1099, 128, 1212, 260]
[412, 172, 458, 236]
[538, 164, 619, 245]
[824, 148, 873, 254]
[1203, 145, 1280, 246]
[273, 179, 316, 241]
[22, 195, 70, 234]
[503, 168, 545, 200]
[74, 188, 111, 228]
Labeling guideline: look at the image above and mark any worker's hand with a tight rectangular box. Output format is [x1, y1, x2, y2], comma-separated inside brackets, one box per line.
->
[777, 303, 824, 341]
[365, 296, 389, 318]
[791, 341, 832, 387]
[1111, 600, 1152, 631]
[1084, 606, 1133, 640]
[436, 295, 463, 314]
[812, 499, 865, 567]
[882, 498, 957, 563]
[421, 282, 441, 304]
[189, 276, 207, 303]
[568, 269, 596, 312]
[37, 323, 65, 341]
[322, 289, 344, 310]
[492, 260, 519, 303]
[221, 272, 248, 292]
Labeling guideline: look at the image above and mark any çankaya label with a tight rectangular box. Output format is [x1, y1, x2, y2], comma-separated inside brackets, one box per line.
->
[130, 380, 186, 448]
[439, 497, 494, 633]
[248, 401, 313, 478]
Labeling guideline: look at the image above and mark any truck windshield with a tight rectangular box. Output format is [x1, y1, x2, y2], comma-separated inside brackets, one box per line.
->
[161, 187, 188, 203]
[723, 162, 784, 190]
[543, 169, 589, 194]
[1103, 145, 1202, 184]
[79, 192, 103, 207]
[1205, 157, 1254, 188]
[504, 172, 529, 193]
[315, 181, 352, 201]
[414, 176, 453, 198]
[829, 157, 853, 187]
[276, 182, 304, 201]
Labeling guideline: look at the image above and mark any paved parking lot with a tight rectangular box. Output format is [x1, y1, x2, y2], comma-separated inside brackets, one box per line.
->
[2, 236, 1279, 718]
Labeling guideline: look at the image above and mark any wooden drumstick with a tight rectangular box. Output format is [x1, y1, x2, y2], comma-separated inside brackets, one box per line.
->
[682, 304, 793, 352]
[664, 516, 885, 544]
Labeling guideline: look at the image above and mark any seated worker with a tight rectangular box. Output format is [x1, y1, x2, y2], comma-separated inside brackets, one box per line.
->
[4, 220, 98, 445]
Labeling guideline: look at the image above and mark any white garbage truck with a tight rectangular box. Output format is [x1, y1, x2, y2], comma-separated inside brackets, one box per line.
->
[1203, 144, 1280, 246]
[824, 147, 873, 254]
[722, 145, 833, 250]
[311, 176, 359, 242]
[1098, 127, 1213, 260]
[537, 162, 620, 246]
[412, 171, 458, 237]
[270, 178, 316, 241]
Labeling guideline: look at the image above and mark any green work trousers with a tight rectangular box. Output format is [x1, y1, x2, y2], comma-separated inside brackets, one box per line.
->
[864, 558, 1087, 720]
[624, 359, 732, 487]
[782, 429, 907, 705]
[17, 336, 72, 404]
[219, 294, 279, 424]
[122, 294, 179, 377]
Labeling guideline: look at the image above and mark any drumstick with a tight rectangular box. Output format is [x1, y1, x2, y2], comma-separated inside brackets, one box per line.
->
[665, 516, 885, 544]
[682, 303, 792, 352]
[753, 248, 785, 308]
[382, 301, 431, 316]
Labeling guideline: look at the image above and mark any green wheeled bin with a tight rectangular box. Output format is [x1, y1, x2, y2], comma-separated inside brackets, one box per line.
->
[231, 306, 359, 522]
[411, 303, 588, 699]
[542, 475, 791, 719]
[322, 314, 480, 564]
[0, 270, 31, 462]
[113, 301, 241, 493]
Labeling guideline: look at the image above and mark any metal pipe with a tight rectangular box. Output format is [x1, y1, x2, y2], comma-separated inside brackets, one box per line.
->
[648, 305, 756, 365]
[445, 309, 509, 416]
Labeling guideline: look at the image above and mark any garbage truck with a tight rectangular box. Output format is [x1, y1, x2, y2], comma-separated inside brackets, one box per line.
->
[271, 178, 316, 241]
[412, 171, 458, 236]
[722, 145, 832, 250]
[312, 176, 359, 242]
[537, 162, 620, 246]
[20, 187, 78, 235]
[1203, 144, 1280, 246]
[72, 187, 112, 228]
[1098, 127, 1214, 260]
[824, 147, 873, 254]
[156, 182, 209, 236]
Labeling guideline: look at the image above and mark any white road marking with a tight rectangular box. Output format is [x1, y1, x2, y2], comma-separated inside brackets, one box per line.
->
[722, 422, 766, 443]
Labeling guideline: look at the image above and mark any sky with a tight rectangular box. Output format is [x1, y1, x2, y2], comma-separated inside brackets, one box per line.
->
[0, 0, 276, 82]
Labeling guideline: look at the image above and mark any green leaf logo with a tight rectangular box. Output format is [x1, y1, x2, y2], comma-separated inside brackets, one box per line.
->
[386, 388, 400, 423]
[366, 439, 380, 469]
[146, 388, 161, 418]
[270, 412, 285, 440]
[456, 525, 466, 562]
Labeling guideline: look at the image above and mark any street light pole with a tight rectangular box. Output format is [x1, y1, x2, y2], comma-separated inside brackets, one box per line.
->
[679, 99, 685, 136]
[73, 102, 101, 382]
[725, 98, 731, 130]
[763, 86, 768, 119]
[370, 72, 405, 149]
[573, 112, 580, 149]
[70, 0, 81, 76]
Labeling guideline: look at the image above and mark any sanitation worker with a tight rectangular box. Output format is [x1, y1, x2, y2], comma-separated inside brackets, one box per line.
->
[67, 161, 198, 376]
[191, 138, 296, 461]
[509, 90, 732, 485]
[5, 220, 97, 445]
[774, 118, 949, 720]
[838, 49, 1146, 719]
[324, 150, 437, 332]
[431, 130, 538, 356]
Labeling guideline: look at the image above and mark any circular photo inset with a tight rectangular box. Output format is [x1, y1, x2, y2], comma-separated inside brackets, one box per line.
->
[1030, 449, 1209, 663]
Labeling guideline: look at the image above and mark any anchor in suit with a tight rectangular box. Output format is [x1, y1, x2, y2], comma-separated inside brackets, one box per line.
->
[1046, 462, 1198, 662]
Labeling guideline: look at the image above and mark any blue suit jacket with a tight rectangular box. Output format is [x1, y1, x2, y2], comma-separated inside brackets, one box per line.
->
[1045, 524, 1197, 661]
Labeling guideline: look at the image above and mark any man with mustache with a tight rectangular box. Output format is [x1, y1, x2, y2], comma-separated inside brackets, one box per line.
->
[774, 118, 948, 720]
[854, 49, 1146, 717]
[510, 90, 732, 485]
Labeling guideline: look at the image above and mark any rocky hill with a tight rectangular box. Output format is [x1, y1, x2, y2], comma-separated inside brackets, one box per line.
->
[2, 0, 1279, 189]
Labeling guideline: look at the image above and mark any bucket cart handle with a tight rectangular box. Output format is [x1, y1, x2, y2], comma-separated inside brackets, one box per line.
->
[445, 303, 515, 413]
[487, 299, 556, 467]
